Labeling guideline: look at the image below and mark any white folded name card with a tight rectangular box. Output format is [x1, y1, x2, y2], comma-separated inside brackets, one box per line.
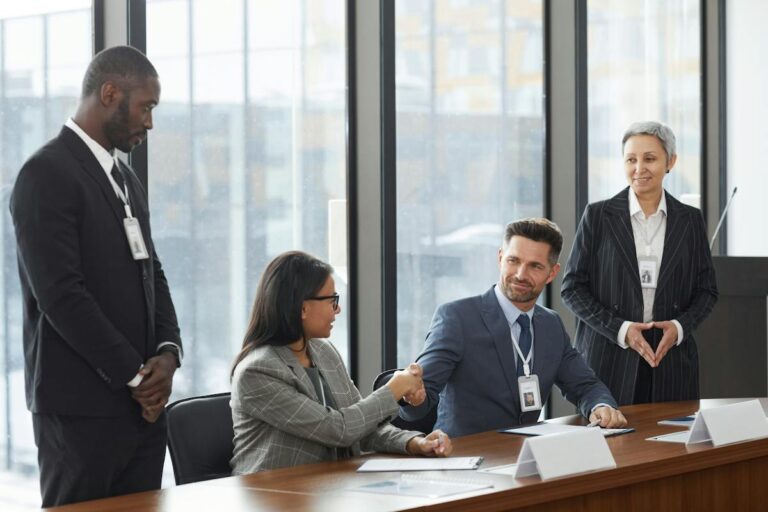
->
[687, 399, 768, 447]
[514, 428, 616, 480]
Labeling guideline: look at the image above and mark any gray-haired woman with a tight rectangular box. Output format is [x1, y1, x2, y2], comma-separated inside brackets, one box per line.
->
[561, 121, 718, 405]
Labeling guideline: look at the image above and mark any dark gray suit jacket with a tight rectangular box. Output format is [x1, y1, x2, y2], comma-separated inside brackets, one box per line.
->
[10, 126, 181, 417]
[399, 287, 617, 437]
[561, 188, 718, 405]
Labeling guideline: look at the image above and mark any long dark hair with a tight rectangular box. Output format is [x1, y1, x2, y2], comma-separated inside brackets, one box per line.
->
[231, 251, 333, 376]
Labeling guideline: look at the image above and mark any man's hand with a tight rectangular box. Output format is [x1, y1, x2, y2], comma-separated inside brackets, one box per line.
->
[625, 322, 656, 367]
[402, 363, 426, 406]
[652, 320, 678, 366]
[132, 352, 177, 422]
[589, 406, 628, 428]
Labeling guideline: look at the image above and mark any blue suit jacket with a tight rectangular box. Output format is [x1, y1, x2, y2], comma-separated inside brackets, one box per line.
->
[400, 286, 617, 437]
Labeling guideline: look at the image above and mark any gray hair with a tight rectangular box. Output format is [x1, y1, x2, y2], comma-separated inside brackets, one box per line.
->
[621, 121, 677, 162]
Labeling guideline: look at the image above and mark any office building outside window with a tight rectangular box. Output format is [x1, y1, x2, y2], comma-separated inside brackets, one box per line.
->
[146, 0, 349, 403]
[0, 3, 92, 508]
[395, 0, 545, 365]
[587, 0, 701, 206]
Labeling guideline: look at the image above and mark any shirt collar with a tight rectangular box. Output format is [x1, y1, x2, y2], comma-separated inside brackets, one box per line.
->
[64, 118, 115, 175]
[628, 188, 667, 218]
[493, 284, 534, 328]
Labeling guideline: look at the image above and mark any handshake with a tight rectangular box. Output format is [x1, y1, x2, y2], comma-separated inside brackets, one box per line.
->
[385, 363, 427, 407]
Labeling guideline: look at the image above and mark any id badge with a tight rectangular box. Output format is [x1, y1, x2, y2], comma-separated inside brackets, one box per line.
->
[518, 374, 542, 412]
[638, 256, 658, 288]
[123, 217, 149, 260]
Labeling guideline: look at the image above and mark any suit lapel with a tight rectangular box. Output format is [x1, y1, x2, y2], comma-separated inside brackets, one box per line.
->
[273, 345, 319, 401]
[59, 127, 126, 227]
[656, 192, 687, 296]
[530, 306, 548, 378]
[479, 288, 520, 403]
[603, 189, 643, 296]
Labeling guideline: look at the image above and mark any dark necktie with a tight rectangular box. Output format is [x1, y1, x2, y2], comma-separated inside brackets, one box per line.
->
[516, 314, 532, 376]
[111, 163, 126, 192]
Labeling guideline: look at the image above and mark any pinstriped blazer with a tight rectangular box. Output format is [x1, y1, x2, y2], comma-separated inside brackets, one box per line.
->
[230, 339, 419, 474]
[561, 188, 718, 405]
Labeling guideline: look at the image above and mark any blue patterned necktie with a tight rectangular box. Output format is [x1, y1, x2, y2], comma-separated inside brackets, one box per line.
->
[516, 314, 532, 376]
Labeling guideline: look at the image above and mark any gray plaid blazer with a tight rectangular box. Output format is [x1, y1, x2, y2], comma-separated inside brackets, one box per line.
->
[230, 339, 419, 474]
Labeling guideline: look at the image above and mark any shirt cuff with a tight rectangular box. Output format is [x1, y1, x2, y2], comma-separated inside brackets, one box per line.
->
[617, 321, 631, 349]
[672, 319, 684, 346]
[590, 403, 613, 414]
[156, 341, 184, 364]
[127, 364, 144, 388]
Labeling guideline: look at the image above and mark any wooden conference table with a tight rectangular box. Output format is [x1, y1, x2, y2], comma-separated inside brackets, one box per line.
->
[48, 398, 768, 511]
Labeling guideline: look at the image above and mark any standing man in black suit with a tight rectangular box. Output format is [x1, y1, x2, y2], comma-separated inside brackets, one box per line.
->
[9, 46, 183, 507]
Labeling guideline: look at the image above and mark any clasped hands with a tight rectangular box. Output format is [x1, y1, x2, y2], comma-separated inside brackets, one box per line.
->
[625, 320, 678, 368]
[130, 352, 177, 423]
[386, 363, 427, 407]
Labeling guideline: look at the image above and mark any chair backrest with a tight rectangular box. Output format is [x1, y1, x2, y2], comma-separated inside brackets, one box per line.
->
[373, 369, 437, 434]
[166, 392, 234, 485]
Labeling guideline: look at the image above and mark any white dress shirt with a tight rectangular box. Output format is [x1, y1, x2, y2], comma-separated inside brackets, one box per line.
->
[616, 189, 684, 349]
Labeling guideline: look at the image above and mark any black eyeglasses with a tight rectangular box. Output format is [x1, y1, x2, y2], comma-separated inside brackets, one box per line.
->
[306, 293, 340, 310]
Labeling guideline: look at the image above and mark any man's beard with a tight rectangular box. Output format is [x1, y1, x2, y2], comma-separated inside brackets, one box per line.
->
[500, 278, 539, 304]
[104, 95, 143, 153]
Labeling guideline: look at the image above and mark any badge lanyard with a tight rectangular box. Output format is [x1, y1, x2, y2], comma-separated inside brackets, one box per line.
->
[632, 214, 664, 257]
[510, 318, 542, 412]
[509, 327, 533, 376]
[109, 159, 149, 260]
[108, 159, 134, 219]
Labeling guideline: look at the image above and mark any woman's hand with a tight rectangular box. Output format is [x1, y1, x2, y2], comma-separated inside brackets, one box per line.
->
[386, 363, 424, 402]
[652, 320, 679, 366]
[406, 429, 452, 457]
[625, 322, 656, 367]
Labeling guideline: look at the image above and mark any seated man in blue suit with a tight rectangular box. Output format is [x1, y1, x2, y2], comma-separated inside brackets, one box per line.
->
[400, 218, 627, 437]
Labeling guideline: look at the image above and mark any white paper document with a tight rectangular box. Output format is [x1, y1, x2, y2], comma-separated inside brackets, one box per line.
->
[350, 474, 492, 498]
[647, 430, 691, 443]
[357, 456, 484, 472]
[503, 423, 633, 438]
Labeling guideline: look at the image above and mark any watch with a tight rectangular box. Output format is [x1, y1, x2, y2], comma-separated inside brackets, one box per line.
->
[158, 344, 182, 368]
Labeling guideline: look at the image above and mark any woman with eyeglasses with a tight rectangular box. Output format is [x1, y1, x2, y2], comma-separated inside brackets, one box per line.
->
[230, 250, 452, 474]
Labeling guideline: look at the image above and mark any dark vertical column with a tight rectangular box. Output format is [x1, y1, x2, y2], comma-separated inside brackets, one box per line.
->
[380, 0, 397, 370]
[574, 0, 589, 217]
[346, 0, 359, 382]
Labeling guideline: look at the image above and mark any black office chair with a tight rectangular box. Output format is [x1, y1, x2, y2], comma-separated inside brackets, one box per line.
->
[166, 392, 234, 485]
[373, 369, 437, 434]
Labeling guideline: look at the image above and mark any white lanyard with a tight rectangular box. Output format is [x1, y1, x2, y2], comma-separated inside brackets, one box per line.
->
[108, 160, 134, 218]
[632, 214, 664, 256]
[509, 325, 533, 377]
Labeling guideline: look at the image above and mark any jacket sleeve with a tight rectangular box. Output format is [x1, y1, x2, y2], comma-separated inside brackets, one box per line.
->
[151, 247, 182, 346]
[675, 211, 718, 335]
[561, 203, 627, 343]
[234, 357, 402, 448]
[399, 302, 465, 422]
[552, 317, 618, 416]
[10, 156, 143, 389]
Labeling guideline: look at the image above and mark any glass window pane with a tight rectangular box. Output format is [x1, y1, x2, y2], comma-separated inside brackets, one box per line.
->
[395, 0, 545, 365]
[146, 0, 349, 403]
[587, 0, 701, 206]
[726, 0, 767, 255]
[0, 3, 92, 507]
